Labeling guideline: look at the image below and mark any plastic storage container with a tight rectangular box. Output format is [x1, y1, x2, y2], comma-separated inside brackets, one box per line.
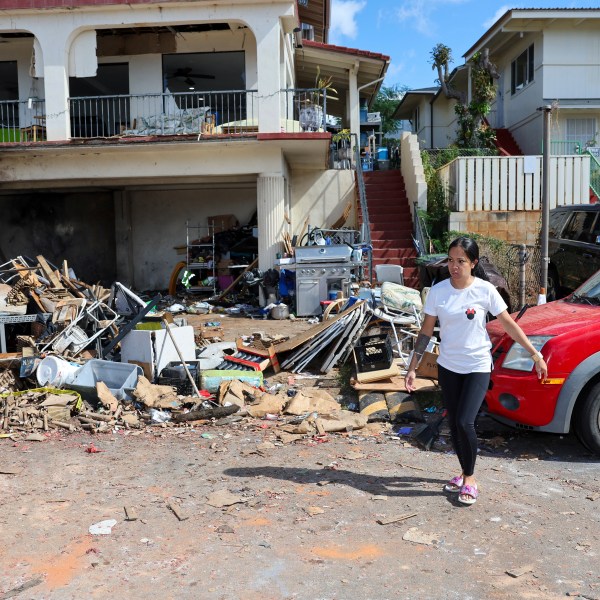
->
[377, 147, 389, 160]
[68, 359, 142, 400]
[36, 356, 81, 387]
[157, 360, 201, 396]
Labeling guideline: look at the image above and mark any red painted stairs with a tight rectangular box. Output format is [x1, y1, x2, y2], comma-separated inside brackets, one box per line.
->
[359, 170, 419, 288]
[494, 128, 523, 156]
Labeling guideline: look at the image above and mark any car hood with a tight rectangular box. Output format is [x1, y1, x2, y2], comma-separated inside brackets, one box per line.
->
[487, 300, 598, 343]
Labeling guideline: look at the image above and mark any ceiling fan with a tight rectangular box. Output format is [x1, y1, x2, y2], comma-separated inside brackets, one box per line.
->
[167, 67, 216, 85]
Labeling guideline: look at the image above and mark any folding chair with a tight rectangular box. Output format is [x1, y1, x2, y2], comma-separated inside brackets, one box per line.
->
[368, 281, 423, 367]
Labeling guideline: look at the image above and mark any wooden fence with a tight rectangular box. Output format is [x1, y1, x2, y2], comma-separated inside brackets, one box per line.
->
[438, 155, 591, 212]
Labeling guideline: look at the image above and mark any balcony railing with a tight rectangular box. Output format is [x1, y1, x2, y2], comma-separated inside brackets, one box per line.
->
[548, 140, 597, 155]
[0, 99, 47, 142]
[2, 89, 334, 142]
[69, 90, 260, 138]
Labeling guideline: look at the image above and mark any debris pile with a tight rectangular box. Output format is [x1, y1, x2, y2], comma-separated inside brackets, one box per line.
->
[0, 253, 439, 444]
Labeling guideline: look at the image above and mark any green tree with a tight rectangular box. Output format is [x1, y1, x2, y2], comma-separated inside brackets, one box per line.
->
[430, 43, 499, 149]
[372, 83, 409, 137]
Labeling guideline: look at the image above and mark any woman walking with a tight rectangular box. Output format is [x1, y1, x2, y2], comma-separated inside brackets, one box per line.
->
[405, 237, 548, 505]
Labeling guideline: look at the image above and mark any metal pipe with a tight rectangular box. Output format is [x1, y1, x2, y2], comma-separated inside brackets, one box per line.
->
[537, 105, 552, 304]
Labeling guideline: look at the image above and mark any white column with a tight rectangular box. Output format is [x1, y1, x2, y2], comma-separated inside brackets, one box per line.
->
[348, 62, 360, 146]
[36, 30, 71, 140]
[257, 174, 285, 270]
[254, 20, 282, 133]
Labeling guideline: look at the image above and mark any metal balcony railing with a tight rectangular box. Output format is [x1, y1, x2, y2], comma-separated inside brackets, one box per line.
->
[0, 99, 47, 142]
[69, 90, 259, 138]
[2, 89, 335, 141]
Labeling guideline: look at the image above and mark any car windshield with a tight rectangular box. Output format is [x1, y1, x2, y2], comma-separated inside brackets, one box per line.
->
[566, 270, 600, 304]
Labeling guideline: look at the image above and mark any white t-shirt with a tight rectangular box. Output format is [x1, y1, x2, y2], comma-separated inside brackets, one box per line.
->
[423, 277, 508, 374]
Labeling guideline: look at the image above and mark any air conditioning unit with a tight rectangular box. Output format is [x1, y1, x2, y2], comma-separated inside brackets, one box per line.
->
[301, 24, 315, 41]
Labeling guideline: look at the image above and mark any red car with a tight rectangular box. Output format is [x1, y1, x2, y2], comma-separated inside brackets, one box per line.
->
[486, 269, 600, 454]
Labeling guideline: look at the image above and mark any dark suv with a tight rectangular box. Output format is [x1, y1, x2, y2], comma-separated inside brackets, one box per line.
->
[548, 204, 600, 300]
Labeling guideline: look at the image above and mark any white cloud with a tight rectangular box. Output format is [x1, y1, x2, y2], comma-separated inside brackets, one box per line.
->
[483, 5, 511, 29]
[330, 0, 367, 42]
[395, 0, 469, 36]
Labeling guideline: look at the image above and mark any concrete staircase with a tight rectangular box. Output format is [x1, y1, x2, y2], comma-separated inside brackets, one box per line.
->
[359, 170, 419, 288]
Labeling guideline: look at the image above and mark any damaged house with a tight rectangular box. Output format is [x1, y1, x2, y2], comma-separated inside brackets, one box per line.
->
[0, 0, 391, 291]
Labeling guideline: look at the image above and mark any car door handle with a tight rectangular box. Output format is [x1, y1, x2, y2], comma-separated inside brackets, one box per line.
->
[583, 253, 593, 259]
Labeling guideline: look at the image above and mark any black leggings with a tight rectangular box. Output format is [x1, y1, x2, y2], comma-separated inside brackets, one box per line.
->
[437, 364, 490, 477]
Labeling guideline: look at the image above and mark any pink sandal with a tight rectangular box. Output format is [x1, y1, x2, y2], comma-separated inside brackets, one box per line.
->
[458, 484, 478, 505]
[443, 475, 464, 493]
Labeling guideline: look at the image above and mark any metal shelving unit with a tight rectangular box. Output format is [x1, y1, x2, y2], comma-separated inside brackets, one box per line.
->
[186, 222, 216, 295]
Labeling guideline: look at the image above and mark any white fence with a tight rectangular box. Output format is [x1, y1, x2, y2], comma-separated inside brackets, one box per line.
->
[438, 155, 591, 212]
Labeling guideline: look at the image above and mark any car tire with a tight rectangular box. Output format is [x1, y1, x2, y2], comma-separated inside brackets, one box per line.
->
[574, 382, 600, 455]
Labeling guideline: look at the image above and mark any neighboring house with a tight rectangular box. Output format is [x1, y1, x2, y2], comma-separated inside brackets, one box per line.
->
[393, 8, 600, 246]
[0, 0, 388, 289]
[464, 8, 600, 157]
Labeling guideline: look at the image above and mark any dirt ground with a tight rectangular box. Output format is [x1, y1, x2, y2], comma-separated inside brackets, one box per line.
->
[1, 313, 600, 600]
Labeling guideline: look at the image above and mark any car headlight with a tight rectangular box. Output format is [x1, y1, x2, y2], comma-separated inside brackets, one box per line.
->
[501, 336, 553, 371]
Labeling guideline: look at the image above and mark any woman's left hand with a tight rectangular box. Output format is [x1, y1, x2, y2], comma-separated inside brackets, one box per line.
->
[535, 359, 548, 380]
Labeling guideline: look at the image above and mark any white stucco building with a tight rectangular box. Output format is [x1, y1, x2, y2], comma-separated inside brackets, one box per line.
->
[394, 9, 600, 157]
[0, 0, 389, 289]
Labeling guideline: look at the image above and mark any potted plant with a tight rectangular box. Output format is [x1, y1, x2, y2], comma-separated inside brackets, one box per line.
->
[300, 67, 338, 131]
[331, 129, 352, 160]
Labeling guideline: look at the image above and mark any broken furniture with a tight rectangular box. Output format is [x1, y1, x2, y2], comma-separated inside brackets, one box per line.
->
[0, 314, 40, 354]
[368, 282, 423, 367]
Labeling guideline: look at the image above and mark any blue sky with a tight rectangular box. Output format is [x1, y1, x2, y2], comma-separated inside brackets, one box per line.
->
[329, 0, 600, 91]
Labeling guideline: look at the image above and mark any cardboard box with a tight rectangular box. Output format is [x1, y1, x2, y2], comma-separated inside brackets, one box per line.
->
[208, 214, 238, 233]
[416, 348, 439, 380]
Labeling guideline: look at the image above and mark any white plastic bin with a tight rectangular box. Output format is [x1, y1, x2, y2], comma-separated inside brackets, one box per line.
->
[69, 359, 142, 400]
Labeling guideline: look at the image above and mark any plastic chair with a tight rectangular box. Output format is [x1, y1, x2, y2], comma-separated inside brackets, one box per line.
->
[375, 264, 404, 285]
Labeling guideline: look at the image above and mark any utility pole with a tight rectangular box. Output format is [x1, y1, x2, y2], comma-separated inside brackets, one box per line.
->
[537, 105, 552, 305]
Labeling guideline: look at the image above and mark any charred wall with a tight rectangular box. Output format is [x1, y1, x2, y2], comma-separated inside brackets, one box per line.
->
[0, 192, 116, 285]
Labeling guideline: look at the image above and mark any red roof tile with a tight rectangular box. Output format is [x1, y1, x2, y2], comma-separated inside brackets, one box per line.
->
[302, 40, 389, 62]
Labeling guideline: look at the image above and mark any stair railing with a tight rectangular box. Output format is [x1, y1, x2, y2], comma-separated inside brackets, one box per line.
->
[412, 202, 432, 256]
[353, 132, 373, 282]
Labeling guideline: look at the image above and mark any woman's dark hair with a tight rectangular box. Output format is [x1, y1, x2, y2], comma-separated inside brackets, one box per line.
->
[448, 236, 489, 280]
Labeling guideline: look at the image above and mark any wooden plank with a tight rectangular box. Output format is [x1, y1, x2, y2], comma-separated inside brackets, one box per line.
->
[457, 159, 467, 212]
[515, 157, 524, 211]
[11, 259, 40, 287]
[474, 158, 483, 211]
[482, 158, 491, 211]
[532, 157, 541, 210]
[491, 158, 500, 211]
[351, 375, 438, 392]
[36, 255, 64, 289]
[500, 157, 508, 210]
[276, 301, 366, 354]
[355, 364, 400, 383]
[508, 158, 516, 212]
[466, 158, 475, 211]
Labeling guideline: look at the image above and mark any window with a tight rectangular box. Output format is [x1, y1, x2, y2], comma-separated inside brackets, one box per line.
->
[413, 106, 420, 133]
[566, 118, 597, 152]
[562, 211, 598, 243]
[511, 44, 534, 94]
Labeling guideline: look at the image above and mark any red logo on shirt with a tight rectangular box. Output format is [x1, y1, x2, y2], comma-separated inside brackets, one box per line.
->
[465, 308, 476, 320]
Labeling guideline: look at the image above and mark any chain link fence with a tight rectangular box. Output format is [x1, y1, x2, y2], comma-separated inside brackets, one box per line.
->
[476, 240, 542, 310]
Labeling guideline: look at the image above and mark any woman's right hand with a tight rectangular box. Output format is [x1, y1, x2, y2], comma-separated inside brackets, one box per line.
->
[405, 369, 417, 393]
